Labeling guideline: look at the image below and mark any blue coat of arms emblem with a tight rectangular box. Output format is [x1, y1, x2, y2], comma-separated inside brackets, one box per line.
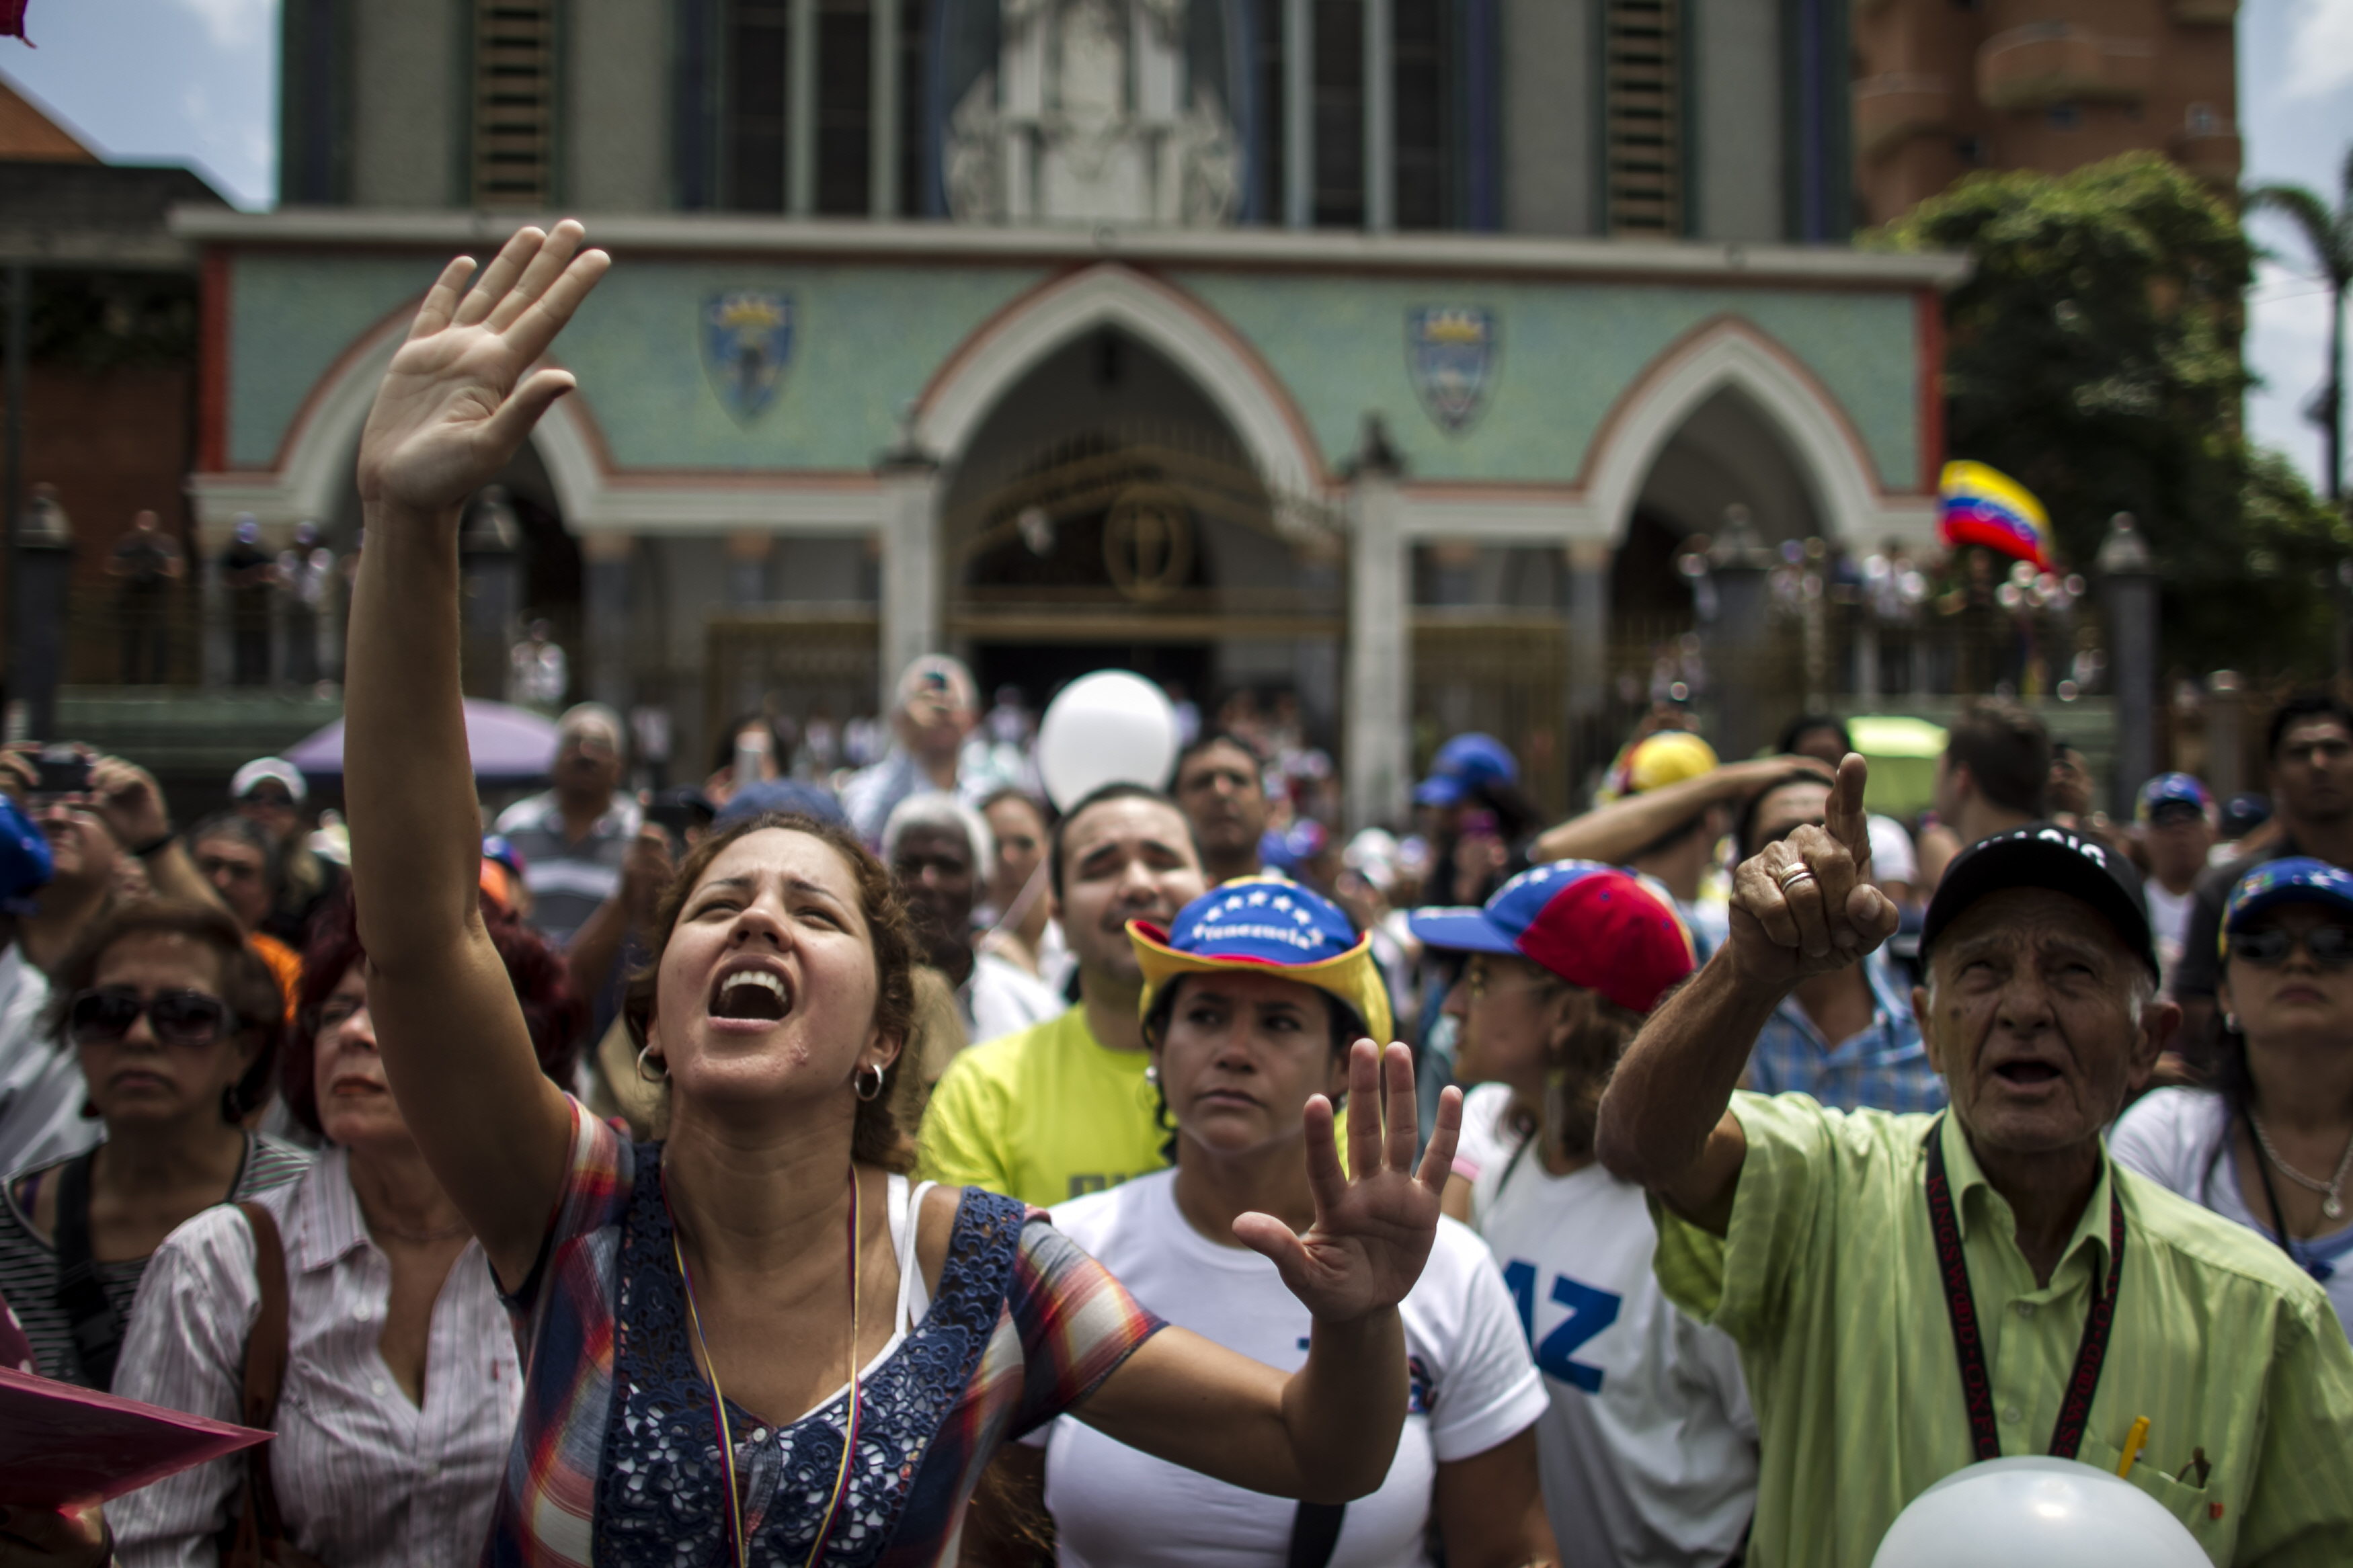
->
[1406, 306, 1498, 434]
[702, 290, 794, 422]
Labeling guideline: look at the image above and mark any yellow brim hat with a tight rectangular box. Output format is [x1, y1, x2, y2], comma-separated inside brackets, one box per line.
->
[1128, 876, 1394, 1046]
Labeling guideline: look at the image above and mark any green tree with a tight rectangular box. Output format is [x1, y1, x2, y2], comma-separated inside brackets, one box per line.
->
[2247, 147, 2352, 501]
[1878, 153, 2340, 676]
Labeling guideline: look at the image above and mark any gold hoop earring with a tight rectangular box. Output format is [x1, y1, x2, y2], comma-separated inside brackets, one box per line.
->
[855, 1062, 886, 1102]
[636, 1043, 669, 1083]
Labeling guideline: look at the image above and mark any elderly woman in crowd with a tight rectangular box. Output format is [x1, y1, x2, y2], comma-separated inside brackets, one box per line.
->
[340, 218, 1461, 1563]
[1000, 878, 1555, 1567]
[883, 790, 1060, 1048]
[107, 894, 586, 1565]
[0, 901, 305, 1387]
[2112, 858, 2353, 1335]
[1417, 862, 1757, 1568]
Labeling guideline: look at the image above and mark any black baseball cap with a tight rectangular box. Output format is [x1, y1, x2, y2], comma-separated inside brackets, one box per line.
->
[1921, 823, 2156, 977]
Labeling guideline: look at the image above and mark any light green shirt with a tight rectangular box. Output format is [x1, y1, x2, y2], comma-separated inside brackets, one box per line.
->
[1652, 1092, 2353, 1567]
[916, 1005, 1166, 1207]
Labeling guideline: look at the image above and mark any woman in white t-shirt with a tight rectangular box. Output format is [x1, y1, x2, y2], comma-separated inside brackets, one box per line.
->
[1411, 861, 1757, 1568]
[1014, 876, 1555, 1568]
[2112, 857, 2353, 1335]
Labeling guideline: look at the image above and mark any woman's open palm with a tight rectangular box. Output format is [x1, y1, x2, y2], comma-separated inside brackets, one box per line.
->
[1234, 1041, 1461, 1323]
[356, 220, 610, 513]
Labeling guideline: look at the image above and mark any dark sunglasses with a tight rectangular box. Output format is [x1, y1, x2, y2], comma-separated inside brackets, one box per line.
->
[67, 986, 239, 1047]
[2146, 802, 2206, 829]
[2230, 925, 2353, 970]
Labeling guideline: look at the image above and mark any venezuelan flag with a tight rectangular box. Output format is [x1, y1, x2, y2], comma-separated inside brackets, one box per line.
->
[1938, 461, 2052, 568]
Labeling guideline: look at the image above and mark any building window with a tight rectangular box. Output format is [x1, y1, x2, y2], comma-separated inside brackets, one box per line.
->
[816, 0, 873, 214]
[1393, 0, 1450, 229]
[1312, 0, 1365, 226]
[2186, 101, 2218, 134]
[1251, 0, 1287, 223]
[1954, 133, 1985, 165]
[1603, 0, 1681, 236]
[725, 0, 789, 210]
[2046, 100, 2081, 130]
[472, 0, 560, 207]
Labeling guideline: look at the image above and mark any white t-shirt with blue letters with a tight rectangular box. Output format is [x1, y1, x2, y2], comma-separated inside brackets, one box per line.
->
[1465, 1084, 1758, 1568]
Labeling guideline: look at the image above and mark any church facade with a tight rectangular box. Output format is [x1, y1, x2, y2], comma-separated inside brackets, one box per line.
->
[180, 0, 1960, 819]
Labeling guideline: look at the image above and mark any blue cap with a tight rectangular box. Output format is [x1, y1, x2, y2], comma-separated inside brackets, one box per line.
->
[0, 796, 54, 915]
[2221, 792, 2272, 837]
[2137, 773, 2213, 823]
[1130, 876, 1394, 1046]
[2222, 858, 2353, 956]
[717, 778, 846, 828]
[1258, 819, 1328, 872]
[481, 834, 526, 878]
[1413, 733, 1517, 807]
[1408, 860, 1695, 1016]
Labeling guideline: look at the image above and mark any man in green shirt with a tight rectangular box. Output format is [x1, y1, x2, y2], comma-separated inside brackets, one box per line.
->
[1597, 757, 2353, 1567]
[920, 784, 1207, 1204]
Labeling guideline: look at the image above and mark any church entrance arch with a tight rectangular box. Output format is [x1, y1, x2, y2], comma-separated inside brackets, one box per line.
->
[940, 325, 1346, 743]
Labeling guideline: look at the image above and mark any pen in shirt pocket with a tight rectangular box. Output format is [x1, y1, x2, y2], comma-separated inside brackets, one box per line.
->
[2116, 1416, 2150, 1477]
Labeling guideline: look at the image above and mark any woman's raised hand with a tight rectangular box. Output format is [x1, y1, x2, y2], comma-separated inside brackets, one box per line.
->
[356, 220, 610, 515]
[1234, 1040, 1461, 1323]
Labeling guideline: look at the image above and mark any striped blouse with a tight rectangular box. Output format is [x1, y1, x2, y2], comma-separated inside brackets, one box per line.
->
[0, 1132, 309, 1385]
[485, 1096, 1164, 1566]
[108, 1147, 523, 1568]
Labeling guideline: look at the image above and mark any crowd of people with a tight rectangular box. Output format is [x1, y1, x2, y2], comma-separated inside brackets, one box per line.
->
[3, 220, 2352, 1567]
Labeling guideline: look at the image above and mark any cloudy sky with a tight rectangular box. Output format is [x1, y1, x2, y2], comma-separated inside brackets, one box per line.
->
[3, 0, 2348, 491]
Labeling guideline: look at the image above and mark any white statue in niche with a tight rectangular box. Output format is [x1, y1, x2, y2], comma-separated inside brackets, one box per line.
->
[945, 0, 1240, 227]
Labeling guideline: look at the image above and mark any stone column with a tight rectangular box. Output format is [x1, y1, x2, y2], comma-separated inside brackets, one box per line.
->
[1284, 0, 1313, 229]
[2098, 512, 2158, 819]
[877, 453, 942, 712]
[1363, 0, 1394, 233]
[1566, 538, 1610, 723]
[199, 518, 233, 690]
[725, 530, 772, 606]
[1706, 506, 1773, 763]
[2205, 669, 2244, 803]
[869, 0, 900, 216]
[788, 0, 819, 216]
[1345, 423, 1408, 828]
[581, 530, 637, 712]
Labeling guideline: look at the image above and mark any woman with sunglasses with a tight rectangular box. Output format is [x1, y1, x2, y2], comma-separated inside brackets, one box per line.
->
[106, 895, 585, 1566]
[2112, 857, 2353, 1336]
[0, 901, 304, 1387]
[1011, 878, 1555, 1568]
[1412, 863, 1757, 1568]
[341, 219, 1460, 1566]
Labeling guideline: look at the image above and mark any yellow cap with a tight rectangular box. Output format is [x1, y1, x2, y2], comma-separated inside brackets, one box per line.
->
[1624, 731, 1720, 794]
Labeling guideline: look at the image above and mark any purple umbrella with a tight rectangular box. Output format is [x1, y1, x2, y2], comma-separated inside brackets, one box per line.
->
[284, 700, 561, 784]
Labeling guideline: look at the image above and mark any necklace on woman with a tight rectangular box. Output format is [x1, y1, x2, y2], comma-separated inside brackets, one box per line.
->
[2247, 1111, 2353, 1221]
[669, 1169, 863, 1568]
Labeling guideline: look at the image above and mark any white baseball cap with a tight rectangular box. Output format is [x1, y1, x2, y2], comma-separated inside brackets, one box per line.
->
[230, 756, 307, 804]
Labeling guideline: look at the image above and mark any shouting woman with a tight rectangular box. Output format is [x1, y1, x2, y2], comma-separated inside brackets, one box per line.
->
[341, 218, 1461, 1565]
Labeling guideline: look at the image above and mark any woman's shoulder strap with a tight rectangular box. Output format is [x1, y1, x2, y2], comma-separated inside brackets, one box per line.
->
[232, 1201, 292, 1431]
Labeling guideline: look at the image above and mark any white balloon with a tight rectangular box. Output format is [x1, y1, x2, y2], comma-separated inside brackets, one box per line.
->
[1870, 1457, 2206, 1568]
[1035, 671, 1181, 811]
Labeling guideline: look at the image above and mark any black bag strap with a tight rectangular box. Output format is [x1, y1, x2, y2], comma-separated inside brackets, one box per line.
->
[52, 1148, 124, 1390]
[1287, 1502, 1346, 1568]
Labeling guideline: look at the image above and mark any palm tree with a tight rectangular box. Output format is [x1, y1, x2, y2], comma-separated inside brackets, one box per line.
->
[2247, 148, 2353, 501]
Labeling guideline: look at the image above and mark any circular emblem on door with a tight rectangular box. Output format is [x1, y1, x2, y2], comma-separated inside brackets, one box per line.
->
[1103, 486, 1194, 603]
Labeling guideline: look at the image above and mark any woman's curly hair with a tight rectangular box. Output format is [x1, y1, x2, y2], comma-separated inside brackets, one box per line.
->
[624, 812, 920, 1173]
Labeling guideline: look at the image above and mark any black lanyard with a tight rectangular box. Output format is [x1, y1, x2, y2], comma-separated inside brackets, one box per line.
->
[1922, 1118, 2124, 1461]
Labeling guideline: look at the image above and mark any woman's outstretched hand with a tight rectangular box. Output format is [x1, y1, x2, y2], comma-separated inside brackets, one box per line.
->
[356, 220, 610, 513]
[1234, 1040, 1461, 1323]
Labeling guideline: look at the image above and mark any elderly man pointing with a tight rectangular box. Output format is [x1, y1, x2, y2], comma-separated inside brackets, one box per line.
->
[1597, 757, 2353, 1567]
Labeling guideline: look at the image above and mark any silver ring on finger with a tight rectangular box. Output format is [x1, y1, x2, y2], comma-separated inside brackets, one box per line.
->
[1776, 862, 1817, 893]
